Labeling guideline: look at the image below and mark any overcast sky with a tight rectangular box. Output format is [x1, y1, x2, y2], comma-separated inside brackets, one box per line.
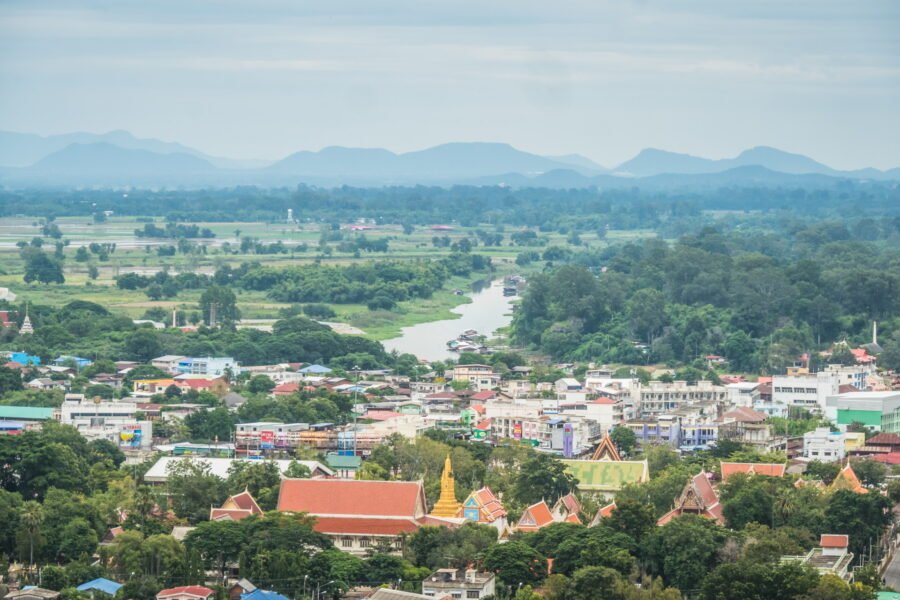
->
[1, 0, 898, 169]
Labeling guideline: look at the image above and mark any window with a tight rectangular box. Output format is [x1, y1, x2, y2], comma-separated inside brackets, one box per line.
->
[359, 538, 371, 548]
[467, 591, 480, 599]
[452, 595, 462, 599]
[341, 538, 353, 548]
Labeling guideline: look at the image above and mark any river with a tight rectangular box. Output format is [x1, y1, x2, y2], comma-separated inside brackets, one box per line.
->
[382, 281, 515, 361]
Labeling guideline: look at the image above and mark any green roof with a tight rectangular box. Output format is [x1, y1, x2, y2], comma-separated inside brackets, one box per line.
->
[877, 593, 900, 600]
[562, 459, 649, 492]
[0, 406, 55, 420]
[325, 454, 362, 469]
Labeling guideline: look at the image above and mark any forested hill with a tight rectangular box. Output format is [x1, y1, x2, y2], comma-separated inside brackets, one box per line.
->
[512, 225, 900, 373]
[0, 184, 898, 226]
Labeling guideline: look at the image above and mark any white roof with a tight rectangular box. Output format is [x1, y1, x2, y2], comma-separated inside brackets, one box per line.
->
[153, 355, 186, 362]
[143, 456, 333, 483]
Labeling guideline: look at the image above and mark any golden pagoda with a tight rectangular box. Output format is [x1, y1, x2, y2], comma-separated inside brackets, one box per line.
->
[430, 454, 462, 517]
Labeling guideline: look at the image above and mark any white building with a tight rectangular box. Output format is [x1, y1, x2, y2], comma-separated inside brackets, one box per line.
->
[772, 372, 839, 414]
[422, 569, 496, 599]
[822, 364, 873, 392]
[726, 382, 760, 408]
[59, 397, 153, 449]
[151, 355, 187, 374]
[638, 380, 728, 417]
[176, 356, 240, 377]
[803, 427, 845, 462]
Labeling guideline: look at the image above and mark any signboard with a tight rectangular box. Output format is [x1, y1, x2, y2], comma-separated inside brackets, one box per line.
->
[119, 424, 143, 448]
[563, 423, 574, 458]
[512, 423, 523, 440]
[260, 430, 275, 450]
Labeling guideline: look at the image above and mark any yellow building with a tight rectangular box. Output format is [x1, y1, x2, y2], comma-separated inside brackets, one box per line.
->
[430, 455, 462, 518]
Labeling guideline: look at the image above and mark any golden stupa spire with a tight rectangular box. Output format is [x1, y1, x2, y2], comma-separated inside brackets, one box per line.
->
[430, 454, 462, 517]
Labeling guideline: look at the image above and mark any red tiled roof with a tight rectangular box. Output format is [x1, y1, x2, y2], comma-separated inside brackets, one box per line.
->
[564, 513, 581, 524]
[851, 348, 877, 363]
[3, 361, 24, 369]
[157, 587, 214, 599]
[313, 516, 422, 536]
[598, 502, 617, 518]
[277, 479, 425, 518]
[470, 391, 496, 401]
[592, 397, 617, 405]
[474, 418, 492, 430]
[820, 534, 849, 549]
[757, 376, 772, 384]
[273, 383, 300, 394]
[470, 487, 507, 520]
[867, 433, 900, 446]
[364, 410, 403, 421]
[516, 501, 555, 532]
[721, 462, 786, 480]
[470, 404, 486, 414]
[178, 379, 216, 389]
[838, 384, 859, 394]
[870, 452, 900, 465]
[556, 493, 582, 515]
[722, 407, 767, 423]
[228, 490, 262, 513]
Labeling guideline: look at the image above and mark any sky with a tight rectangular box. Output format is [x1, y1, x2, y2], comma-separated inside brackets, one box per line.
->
[1, 0, 898, 169]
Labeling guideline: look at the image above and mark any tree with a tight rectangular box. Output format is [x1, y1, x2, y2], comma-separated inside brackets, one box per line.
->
[285, 460, 311, 479]
[0, 365, 24, 395]
[115, 576, 161, 600]
[21, 246, 65, 284]
[609, 426, 637, 457]
[605, 498, 656, 543]
[167, 460, 227, 523]
[20, 500, 43, 566]
[246, 375, 276, 394]
[483, 541, 547, 586]
[805, 461, 841, 484]
[642, 515, 730, 592]
[0, 490, 22, 557]
[184, 520, 246, 576]
[512, 453, 576, 506]
[226, 461, 281, 510]
[700, 560, 819, 600]
[824, 490, 892, 556]
[627, 288, 667, 344]
[124, 329, 163, 362]
[184, 407, 236, 443]
[57, 518, 99, 562]
[87, 264, 99, 280]
[850, 460, 886, 487]
[199, 285, 240, 326]
[567, 566, 621, 600]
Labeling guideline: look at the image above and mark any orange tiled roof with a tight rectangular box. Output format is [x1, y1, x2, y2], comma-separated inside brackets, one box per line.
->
[210, 508, 254, 521]
[820, 534, 849, 548]
[831, 464, 868, 494]
[313, 516, 422, 536]
[721, 462, 786, 480]
[157, 587, 214, 599]
[278, 479, 426, 517]
[515, 501, 555, 532]
[657, 471, 724, 526]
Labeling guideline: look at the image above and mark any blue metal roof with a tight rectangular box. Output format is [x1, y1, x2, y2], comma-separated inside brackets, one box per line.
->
[242, 590, 289, 600]
[299, 364, 331, 374]
[77, 579, 123, 595]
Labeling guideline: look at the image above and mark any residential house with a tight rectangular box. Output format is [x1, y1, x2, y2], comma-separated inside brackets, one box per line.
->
[176, 356, 240, 377]
[75, 579, 123, 597]
[452, 365, 500, 391]
[781, 535, 854, 582]
[151, 355, 187, 374]
[227, 580, 256, 600]
[803, 428, 846, 462]
[421, 569, 496, 600]
[4, 589, 60, 600]
[156, 587, 215, 600]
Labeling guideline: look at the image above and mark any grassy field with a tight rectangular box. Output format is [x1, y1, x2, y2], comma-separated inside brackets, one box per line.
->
[0, 216, 656, 340]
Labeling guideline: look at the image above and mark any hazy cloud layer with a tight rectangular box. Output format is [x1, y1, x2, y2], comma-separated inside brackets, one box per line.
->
[1, 0, 897, 168]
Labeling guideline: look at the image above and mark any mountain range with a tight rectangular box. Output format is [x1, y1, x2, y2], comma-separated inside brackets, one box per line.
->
[0, 129, 897, 188]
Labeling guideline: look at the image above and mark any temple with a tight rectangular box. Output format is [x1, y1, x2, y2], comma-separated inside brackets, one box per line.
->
[429, 455, 462, 518]
[210, 489, 263, 521]
[561, 433, 649, 498]
[830, 463, 868, 494]
[657, 471, 724, 526]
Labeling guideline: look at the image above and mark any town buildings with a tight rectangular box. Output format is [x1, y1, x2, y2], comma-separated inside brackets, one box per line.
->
[803, 428, 846, 462]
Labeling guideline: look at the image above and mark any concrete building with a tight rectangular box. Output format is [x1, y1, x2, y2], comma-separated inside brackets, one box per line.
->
[176, 356, 240, 377]
[772, 372, 840, 414]
[451, 365, 500, 391]
[638, 381, 728, 417]
[725, 382, 760, 408]
[421, 569, 496, 600]
[151, 355, 187, 373]
[825, 391, 900, 433]
[803, 427, 846, 462]
[59, 397, 152, 448]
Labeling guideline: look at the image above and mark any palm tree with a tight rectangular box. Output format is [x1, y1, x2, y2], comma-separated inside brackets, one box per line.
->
[20, 500, 43, 567]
